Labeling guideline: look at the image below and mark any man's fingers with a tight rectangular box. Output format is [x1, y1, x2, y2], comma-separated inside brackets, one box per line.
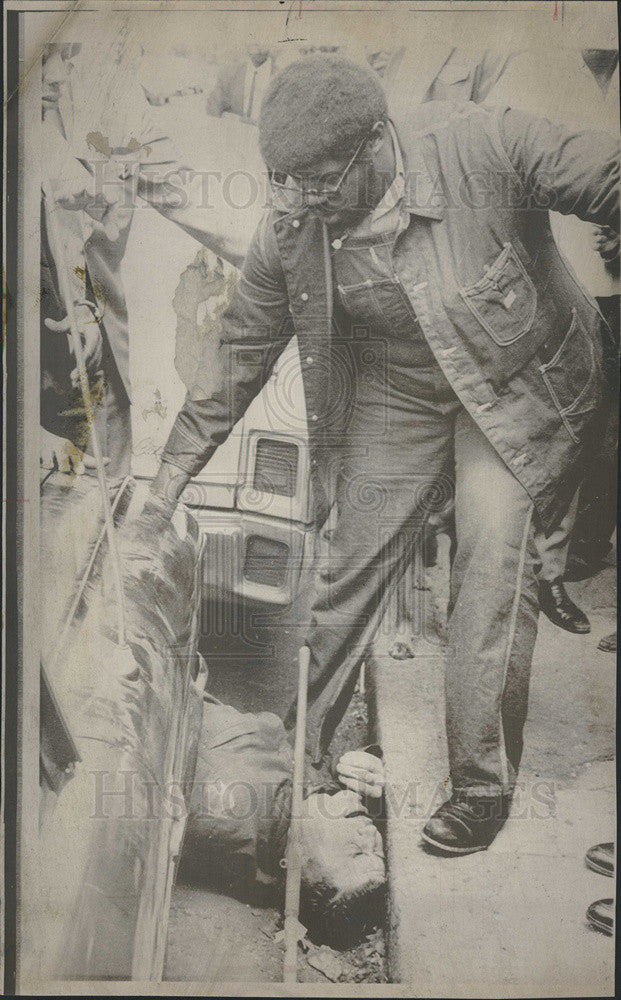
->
[337, 762, 384, 783]
[44, 316, 72, 333]
[338, 750, 385, 775]
[44, 314, 86, 335]
[336, 750, 385, 797]
[80, 452, 110, 470]
[338, 776, 383, 799]
[82, 324, 103, 366]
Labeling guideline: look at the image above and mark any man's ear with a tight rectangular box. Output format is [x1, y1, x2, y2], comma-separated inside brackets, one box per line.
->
[368, 120, 387, 153]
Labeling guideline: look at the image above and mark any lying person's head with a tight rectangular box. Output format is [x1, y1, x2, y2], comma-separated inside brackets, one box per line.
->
[298, 789, 386, 946]
[260, 55, 393, 231]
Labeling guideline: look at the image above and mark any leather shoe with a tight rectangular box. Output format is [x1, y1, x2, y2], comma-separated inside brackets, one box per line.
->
[598, 632, 617, 653]
[421, 794, 509, 855]
[538, 578, 590, 634]
[586, 898, 614, 936]
[585, 842, 614, 877]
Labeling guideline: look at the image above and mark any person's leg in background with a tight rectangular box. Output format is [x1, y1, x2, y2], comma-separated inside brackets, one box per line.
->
[534, 492, 590, 634]
[88, 333, 132, 479]
[566, 294, 619, 583]
[422, 408, 540, 854]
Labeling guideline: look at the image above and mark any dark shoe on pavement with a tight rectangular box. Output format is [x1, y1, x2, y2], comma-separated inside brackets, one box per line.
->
[586, 898, 614, 936]
[421, 795, 508, 856]
[598, 632, 617, 653]
[585, 842, 615, 877]
[538, 578, 591, 634]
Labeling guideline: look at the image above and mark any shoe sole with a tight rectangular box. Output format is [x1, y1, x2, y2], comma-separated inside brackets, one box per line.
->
[540, 613, 591, 634]
[421, 831, 488, 855]
[586, 914, 614, 936]
[585, 858, 614, 878]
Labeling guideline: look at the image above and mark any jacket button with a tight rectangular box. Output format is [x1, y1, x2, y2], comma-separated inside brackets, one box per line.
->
[292, 219, 300, 228]
[310, 413, 318, 421]
[331, 238, 342, 250]
[301, 292, 309, 301]
[305, 356, 313, 365]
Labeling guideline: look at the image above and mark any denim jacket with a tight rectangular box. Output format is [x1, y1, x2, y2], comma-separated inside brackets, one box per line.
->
[162, 100, 619, 532]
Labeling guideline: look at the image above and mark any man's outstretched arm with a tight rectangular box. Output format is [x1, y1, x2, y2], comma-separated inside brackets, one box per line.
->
[497, 104, 620, 230]
[151, 212, 292, 507]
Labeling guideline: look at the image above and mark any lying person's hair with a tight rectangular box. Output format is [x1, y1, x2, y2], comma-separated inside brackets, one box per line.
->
[259, 55, 388, 174]
[297, 790, 386, 947]
[300, 868, 386, 949]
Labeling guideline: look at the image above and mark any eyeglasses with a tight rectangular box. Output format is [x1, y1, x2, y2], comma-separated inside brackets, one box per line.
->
[268, 131, 371, 202]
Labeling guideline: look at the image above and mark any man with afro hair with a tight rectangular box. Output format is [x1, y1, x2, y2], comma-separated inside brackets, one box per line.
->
[258, 55, 389, 175]
[151, 55, 619, 856]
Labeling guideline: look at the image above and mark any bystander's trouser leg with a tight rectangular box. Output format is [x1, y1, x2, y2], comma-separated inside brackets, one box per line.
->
[87, 344, 132, 479]
[447, 408, 539, 799]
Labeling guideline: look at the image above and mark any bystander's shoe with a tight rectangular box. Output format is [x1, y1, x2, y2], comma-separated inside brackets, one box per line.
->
[585, 842, 615, 877]
[538, 578, 591, 634]
[598, 632, 617, 652]
[586, 898, 614, 936]
[421, 794, 509, 855]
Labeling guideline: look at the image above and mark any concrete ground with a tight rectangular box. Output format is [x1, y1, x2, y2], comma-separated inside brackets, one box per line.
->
[368, 544, 616, 996]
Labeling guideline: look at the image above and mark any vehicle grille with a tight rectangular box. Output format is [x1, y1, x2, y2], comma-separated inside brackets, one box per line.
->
[253, 439, 298, 497]
[202, 526, 242, 593]
[244, 535, 290, 588]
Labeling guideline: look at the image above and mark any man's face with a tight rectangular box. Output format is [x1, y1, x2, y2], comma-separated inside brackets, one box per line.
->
[42, 44, 78, 110]
[300, 152, 374, 231]
[276, 124, 390, 233]
[300, 790, 385, 901]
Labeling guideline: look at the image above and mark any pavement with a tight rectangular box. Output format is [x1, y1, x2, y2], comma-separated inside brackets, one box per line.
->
[367, 537, 616, 996]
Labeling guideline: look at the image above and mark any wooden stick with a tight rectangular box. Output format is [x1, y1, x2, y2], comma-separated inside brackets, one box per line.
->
[283, 644, 311, 984]
[42, 179, 127, 647]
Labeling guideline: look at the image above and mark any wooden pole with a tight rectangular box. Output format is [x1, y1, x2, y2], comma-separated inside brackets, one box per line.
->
[283, 644, 311, 984]
[42, 179, 126, 648]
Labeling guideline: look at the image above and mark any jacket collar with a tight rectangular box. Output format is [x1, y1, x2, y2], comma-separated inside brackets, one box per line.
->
[392, 118, 446, 221]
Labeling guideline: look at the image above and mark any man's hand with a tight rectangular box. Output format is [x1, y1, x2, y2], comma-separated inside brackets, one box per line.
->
[40, 426, 109, 476]
[335, 750, 385, 799]
[593, 226, 619, 273]
[51, 157, 131, 241]
[150, 461, 191, 509]
[44, 302, 103, 385]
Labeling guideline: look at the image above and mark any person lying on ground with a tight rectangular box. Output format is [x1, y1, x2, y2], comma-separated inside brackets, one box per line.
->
[179, 694, 386, 948]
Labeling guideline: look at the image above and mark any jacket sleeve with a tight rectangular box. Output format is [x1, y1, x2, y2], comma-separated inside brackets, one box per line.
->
[497, 105, 620, 230]
[160, 213, 292, 477]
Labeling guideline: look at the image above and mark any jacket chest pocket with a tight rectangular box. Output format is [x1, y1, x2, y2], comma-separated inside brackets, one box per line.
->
[337, 277, 418, 335]
[540, 308, 602, 444]
[459, 242, 537, 346]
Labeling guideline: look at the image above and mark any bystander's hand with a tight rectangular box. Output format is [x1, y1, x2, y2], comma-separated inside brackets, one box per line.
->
[593, 225, 620, 274]
[40, 426, 108, 477]
[49, 155, 131, 241]
[44, 302, 103, 386]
